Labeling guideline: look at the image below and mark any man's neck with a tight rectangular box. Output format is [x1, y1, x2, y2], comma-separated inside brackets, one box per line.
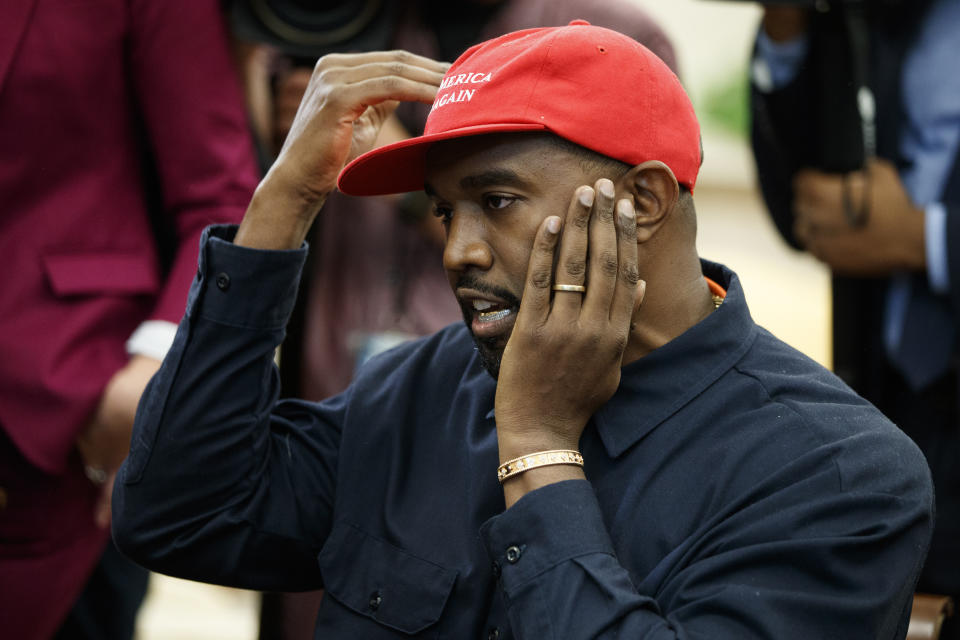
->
[622, 254, 715, 365]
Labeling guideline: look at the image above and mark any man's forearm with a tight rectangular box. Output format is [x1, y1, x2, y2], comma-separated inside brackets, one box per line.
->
[234, 176, 326, 251]
[112, 227, 329, 589]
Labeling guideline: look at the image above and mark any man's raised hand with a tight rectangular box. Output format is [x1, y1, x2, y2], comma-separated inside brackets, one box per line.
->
[237, 51, 448, 250]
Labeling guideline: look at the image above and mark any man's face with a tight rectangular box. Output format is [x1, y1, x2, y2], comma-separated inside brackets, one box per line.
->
[424, 133, 612, 378]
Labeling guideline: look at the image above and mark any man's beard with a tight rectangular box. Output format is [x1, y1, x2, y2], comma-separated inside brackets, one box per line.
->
[454, 274, 521, 380]
[472, 333, 505, 380]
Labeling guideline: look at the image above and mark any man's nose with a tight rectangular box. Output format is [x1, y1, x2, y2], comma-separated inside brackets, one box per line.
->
[442, 210, 493, 273]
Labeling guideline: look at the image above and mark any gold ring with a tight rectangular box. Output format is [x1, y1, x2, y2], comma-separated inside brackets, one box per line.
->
[552, 284, 586, 293]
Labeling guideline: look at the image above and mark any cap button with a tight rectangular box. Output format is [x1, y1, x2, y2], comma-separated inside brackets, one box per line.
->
[568, 19, 591, 26]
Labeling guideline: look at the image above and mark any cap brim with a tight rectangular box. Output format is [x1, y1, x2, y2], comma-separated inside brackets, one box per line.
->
[337, 122, 548, 196]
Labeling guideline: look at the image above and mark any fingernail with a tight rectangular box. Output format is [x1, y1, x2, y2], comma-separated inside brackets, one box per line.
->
[579, 187, 594, 207]
[599, 180, 615, 198]
[546, 216, 561, 234]
[617, 199, 635, 220]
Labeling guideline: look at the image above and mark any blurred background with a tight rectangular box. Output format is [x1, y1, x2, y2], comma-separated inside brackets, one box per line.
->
[134, 1, 832, 637]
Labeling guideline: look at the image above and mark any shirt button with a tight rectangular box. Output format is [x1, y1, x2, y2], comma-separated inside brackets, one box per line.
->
[215, 272, 231, 291]
[487, 627, 501, 640]
[368, 591, 382, 611]
[491, 560, 501, 578]
[505, 545, 522, 563]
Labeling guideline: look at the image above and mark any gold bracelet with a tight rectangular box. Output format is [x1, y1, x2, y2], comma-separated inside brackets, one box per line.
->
[496, 450, 584, 484]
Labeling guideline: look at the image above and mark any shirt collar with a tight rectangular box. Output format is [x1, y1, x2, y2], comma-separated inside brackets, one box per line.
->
[592, 260, 758, 458]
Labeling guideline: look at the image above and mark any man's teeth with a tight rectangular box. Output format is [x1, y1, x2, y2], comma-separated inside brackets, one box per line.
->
[478, 308, 512, 322]
[470, 299, 512, 322]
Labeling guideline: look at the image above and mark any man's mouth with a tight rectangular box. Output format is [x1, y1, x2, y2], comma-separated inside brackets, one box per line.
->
[459, 293, 518, 340]
[472, 299, 513, 323]
[453, 276, 522, 349]
[468, 299, 517, 339]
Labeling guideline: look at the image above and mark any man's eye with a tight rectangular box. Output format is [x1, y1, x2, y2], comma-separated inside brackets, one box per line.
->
[432, 205, 453, 223]
[484, 195, 516, 210]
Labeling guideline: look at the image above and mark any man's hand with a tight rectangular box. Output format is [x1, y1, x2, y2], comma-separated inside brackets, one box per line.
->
[77, 354, 161, 527]
[792, 158, 926, 275]
[236, 51, 449, 251]
[272, 67, 414, 156]
[495, 179, 643, 507]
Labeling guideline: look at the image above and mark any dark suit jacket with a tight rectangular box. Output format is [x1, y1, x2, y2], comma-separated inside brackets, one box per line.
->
[750, 2, 960, 393]
[0, 0, 258, 474]
[749, 1, 960, 598]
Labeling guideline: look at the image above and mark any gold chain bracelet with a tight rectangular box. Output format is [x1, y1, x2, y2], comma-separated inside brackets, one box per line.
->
[496, 449, 584, 484]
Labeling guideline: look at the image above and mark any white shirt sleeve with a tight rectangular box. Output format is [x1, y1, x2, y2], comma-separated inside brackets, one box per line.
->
[925, 202, 950, 293]
[126, 320, 179, 361]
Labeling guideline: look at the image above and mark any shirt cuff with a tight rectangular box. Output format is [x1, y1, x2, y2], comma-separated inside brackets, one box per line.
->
[752, 29, 809, 93]
[126, 320, 179, 361]
[189, 224, 308, 330]
[480, 480, 615, 595]
[925, 203, 949, 293]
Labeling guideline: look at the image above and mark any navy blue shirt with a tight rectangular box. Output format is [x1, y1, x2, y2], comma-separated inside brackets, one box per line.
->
[114, 226, 933, 639]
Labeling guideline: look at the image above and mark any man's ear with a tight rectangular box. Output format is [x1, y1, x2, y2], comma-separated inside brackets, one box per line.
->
[618, 161, 679, 244]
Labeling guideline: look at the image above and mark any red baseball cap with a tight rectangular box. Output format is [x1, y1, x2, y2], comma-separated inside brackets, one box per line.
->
[337, 20, 700, 196]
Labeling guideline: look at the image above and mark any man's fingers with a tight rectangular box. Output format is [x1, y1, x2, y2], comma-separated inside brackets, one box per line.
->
[552, 186, 594, 316]
[292, 52, 448, 143]
[583, 178, 618, 318]
[793, 169, 839, 216]
[333, 75, 446, 119]
[610, 198, 640, 322]
[634, 278, 647, 317]
[519, 216, 563, 324]
[317, 50, 450, 75]
[323, 60, 448, 92]
[794, 168, 869, 232]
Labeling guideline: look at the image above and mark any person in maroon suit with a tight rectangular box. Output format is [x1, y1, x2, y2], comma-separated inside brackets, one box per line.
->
[0, 1, 259, 638]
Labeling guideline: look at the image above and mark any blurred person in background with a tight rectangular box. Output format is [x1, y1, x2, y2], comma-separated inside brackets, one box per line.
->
[749, 0, 960, 635]
[227, 2, 679, 637]
[0, 1, 258, 638]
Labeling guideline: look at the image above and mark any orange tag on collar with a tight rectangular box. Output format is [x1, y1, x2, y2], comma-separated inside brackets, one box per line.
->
[705, 276, 726, 300]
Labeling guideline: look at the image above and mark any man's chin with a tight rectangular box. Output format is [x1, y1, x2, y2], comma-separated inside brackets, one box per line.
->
[471, 331, 505, 380]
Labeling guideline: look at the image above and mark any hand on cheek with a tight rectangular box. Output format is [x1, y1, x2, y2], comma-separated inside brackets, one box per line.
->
[494, 178, 642, 506]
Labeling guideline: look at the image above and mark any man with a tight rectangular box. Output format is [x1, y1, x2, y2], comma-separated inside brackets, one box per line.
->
[750, 2, 960, 633]
[114, 22, 932, 638]
[230, 6, 680, 636]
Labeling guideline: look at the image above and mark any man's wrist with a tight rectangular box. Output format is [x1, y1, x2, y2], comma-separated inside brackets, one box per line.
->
[496, 426, 586, 509]
[496, 427, 582, 464]
[235, 176, 327, 250]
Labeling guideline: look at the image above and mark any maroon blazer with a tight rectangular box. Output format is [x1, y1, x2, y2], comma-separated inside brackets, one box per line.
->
[0, 0, 259, 474]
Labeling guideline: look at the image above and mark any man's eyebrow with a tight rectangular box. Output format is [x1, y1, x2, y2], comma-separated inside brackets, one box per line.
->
[423, 169, 528, 197]
[460, 169, 526, 191]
